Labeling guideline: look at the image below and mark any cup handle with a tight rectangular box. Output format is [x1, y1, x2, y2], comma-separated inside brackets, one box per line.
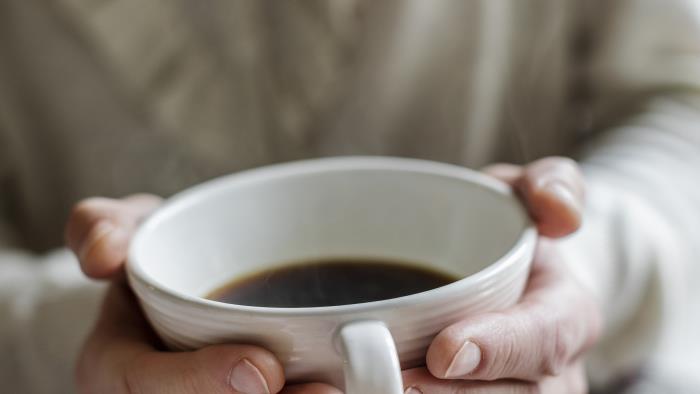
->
[335, 320, 404, 394]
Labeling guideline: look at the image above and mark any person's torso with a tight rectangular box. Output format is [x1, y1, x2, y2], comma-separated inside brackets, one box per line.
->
[0, 0, 593, 250]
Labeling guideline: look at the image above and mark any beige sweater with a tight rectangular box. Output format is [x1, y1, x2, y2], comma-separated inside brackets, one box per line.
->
[1, 1, 699, 392]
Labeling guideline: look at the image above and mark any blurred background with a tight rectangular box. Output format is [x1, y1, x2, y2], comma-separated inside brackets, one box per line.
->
[1, 1, 699, 393]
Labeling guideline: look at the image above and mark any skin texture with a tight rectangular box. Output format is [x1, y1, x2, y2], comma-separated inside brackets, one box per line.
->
[68, 157, 601, 394]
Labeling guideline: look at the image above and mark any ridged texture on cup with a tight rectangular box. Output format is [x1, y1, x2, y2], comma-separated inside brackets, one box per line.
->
[127, 156, 537, 387]
[129, 245, 531, 385]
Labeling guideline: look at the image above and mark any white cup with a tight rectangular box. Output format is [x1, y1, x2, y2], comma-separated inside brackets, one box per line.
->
[127, 157, 536, 394]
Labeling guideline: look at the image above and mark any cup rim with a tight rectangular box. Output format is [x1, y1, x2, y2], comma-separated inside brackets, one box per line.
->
[127, 156, 537, 317]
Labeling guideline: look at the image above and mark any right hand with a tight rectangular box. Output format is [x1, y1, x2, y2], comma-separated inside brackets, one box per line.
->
[66, 194, 341, 394]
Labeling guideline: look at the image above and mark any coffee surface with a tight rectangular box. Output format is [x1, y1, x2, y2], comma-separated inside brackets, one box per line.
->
[207, 259, 457, 307]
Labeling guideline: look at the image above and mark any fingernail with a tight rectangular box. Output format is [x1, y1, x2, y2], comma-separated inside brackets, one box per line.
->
[445, 340, 481, 378]
[405, 387, 423, 394]
[544, 181, 581, 213]
[229, 359, 270, 394]
[79, 221, 115, 261]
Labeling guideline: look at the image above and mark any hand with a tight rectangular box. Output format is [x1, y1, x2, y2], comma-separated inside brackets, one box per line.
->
[67, 195, 340, 394]
[402, 157, 603, 393]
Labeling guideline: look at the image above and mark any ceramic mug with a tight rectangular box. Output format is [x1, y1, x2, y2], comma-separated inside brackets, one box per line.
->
[127, 157, 536, 394]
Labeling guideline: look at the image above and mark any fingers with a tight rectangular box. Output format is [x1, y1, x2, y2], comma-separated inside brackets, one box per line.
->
[403, 364, 587, 394]
[426, 242, 601, 382]
[77, 283, 285, 394]
[280, 383, 343, 394]
[484, 158, 584, 238]
[65, 194, 162, 278]
[517, 157, 585, 238]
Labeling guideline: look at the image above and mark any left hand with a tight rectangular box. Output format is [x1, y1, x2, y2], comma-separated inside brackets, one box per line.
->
[402, 157, 603, 393]
[67, 195, 341, 394]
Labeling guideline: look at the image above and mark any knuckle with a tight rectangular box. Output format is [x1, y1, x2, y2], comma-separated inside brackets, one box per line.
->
[471, 313, 518, 380]
[495, 338, 519, 380]
[177, 367, 206, 394]
[71, 198, 109, 221]
[83, 219, 110, 242]
[67, 198, 114, 244]
[78, 221, 119, 275]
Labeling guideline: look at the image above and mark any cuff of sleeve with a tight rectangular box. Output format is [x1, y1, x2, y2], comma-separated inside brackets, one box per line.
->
[557, 179, 683, 388]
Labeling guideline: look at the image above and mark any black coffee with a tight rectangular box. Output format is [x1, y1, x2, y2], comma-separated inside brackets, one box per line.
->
[207, 258, 457, 307]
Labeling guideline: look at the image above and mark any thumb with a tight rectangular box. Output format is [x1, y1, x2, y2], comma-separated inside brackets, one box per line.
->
[425, 242, 601, 381]
[77, 283, 285, 394]
[125, 346, 284, 394]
